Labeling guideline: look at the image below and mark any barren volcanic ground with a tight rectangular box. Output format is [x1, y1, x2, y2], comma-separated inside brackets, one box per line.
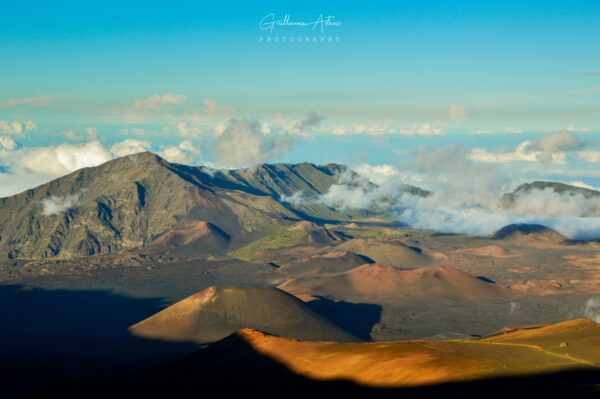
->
[2, 222, 600, 343]
[1, 156, 600, 395]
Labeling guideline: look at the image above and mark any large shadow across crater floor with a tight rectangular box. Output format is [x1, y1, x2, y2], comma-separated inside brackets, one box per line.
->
[0, 284, 198, 393]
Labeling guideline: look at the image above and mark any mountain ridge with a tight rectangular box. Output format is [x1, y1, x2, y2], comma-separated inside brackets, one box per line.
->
[0, 153, 374, 259]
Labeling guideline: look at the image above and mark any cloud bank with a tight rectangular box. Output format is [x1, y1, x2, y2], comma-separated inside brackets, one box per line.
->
[285, 137, 600, 240]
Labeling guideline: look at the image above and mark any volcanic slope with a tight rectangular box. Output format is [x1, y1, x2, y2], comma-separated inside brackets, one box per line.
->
[279, 263, 513, 306]
[144, 221, 231, 256]
[482, 318, 600, 364]
[489, 224, 568, 246]
[330, 238, 432, 268]
[129, 319, 600, 395]
[0, 153, 373, 260]
[129, 286, 359, 343]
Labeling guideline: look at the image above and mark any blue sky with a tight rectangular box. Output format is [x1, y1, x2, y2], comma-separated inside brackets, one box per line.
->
[0, 0, 599, 196]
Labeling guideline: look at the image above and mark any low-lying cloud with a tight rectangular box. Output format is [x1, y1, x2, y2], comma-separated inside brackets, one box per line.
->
[284, 141, 600, 240]
[40, 192, 82, 216]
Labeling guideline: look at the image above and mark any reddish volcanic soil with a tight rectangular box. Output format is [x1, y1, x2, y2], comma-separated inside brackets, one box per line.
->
[146, 220, 230, 255]
[200, 319, 600, 388]
[280, 263, 513, 306]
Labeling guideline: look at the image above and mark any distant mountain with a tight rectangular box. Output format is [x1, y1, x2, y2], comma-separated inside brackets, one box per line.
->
[0, 153, 394, 260]
[501, 181, 600, 207]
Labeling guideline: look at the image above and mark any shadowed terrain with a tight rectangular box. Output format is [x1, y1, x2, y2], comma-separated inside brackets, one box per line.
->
[0, 285, 198, 394]
[129, 285, 359, 343]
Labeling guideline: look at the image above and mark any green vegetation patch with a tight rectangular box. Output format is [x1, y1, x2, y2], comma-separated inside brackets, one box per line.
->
[228, 228, 308, 261]
[346, 228, 412, 240]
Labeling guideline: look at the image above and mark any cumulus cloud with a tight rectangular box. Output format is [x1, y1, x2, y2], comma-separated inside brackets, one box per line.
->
[213, 119, 293, 167]
[469, 142, 541, 163]
[0, 121, 37, 135]
[449, 104, 469, 121]
[110, 139, 152, 157]
[278, 111, 326, 137]
[354, 164, 401, 185]
[530, 131, 583, 164]
[158, 140, 199, 164]
[469, 131, 585, 165]
[0, 136, 17, 150]
[39, 192, 82, 216]
[21, 141, 112, 176]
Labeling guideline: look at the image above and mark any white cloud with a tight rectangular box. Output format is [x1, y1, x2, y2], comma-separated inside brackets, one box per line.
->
[569, 181, 600, 191]
[504, 126, 523, 134]
[469, 131, 584, 165]
[40, 192, 82, 216]
[327, 122, 444, 136]
[402, 123, 445, 136]
[21, 141, 112, 176]
[62, 127, 98, 141]
[289, 145, 600, 240]
[354, 164, 400, 185]
[471, 129, 493, 135]
[213, 119, 293, 167]
[158, 140, 199, 164]
[134, 93, 186, 110]
[449, 104, 469, 121]
[110, 139, 152, 157]
[0, 136, 17, 150]
[566, 125, 590, 132]
[530, 130, 583, 164]
[175, 121, 203, 137]
[286, 111, 325, 135]
[85, 127, 98, 139]
[121, 127, 146, 136]
[123, 93, 187, 122]
[578, 150, 600, 163]
[0, 121, 37, 135]
[469, 141, 540, 163]
[62, 130, 77, 141]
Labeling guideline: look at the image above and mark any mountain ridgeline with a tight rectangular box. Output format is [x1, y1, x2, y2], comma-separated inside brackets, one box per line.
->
[0, 153, 373, 259]
[1, 153, 599, 260]
[501, 181, 600, 206]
